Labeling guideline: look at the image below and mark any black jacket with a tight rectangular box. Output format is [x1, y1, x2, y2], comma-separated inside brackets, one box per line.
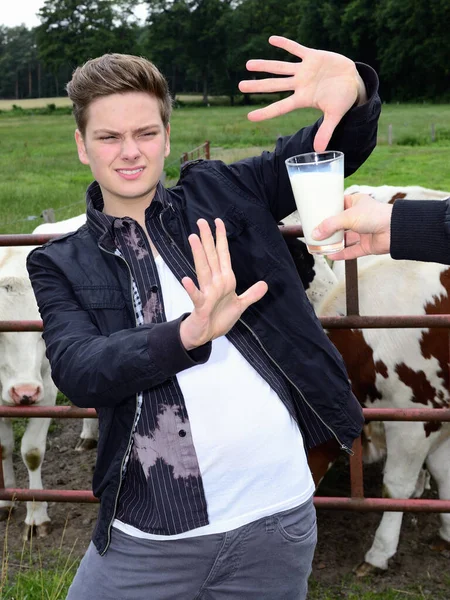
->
[27, 63, 380, 553]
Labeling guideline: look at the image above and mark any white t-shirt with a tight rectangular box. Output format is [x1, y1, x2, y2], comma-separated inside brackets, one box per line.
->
[114, 255, 314, 539]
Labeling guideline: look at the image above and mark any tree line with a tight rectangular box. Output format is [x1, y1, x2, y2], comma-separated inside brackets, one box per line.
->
[1, 0, 449, 104]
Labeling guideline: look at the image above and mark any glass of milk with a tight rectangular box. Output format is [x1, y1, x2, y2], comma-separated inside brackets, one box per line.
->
[285, 151, 344, 255]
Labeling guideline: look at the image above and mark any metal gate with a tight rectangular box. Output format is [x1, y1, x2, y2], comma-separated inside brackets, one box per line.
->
[1, 227, 450, 515]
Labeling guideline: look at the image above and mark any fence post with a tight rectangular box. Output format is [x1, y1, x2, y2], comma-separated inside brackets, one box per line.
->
[388, 124, 393, 145]
[41, 208, 55, 223]
[345, 259, 360, 316]
[0, 444, 4, 490]
[205, 140, 210, 159]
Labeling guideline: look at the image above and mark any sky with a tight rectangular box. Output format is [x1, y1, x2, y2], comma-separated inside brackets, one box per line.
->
[1, 0, 148, 29]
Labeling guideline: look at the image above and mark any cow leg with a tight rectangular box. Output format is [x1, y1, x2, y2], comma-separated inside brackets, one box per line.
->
[0, 418, 16, 520]
[357, 421, 433, 575]
[426, 434, 450, 547]
[75, 418, 98, 452]
[20, 416, 52, 540]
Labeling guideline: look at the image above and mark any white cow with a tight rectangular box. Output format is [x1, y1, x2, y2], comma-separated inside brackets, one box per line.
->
[0, 246, 58, 538]
[283, 185, 450, 575]
[32, 214, 98, 451]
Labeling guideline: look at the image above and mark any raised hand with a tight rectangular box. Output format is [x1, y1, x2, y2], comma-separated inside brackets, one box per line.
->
[238, 36, 367, 152]
[312, 193, 393, 260]
[180, 218, 268, 350]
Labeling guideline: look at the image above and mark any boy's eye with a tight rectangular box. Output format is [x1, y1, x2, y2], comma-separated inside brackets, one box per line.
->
[99, 136, 116, 140]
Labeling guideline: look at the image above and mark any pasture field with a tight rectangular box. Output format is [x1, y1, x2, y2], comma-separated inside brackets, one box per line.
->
[2, 104, 450, 599]
[1, 102, 450, 235]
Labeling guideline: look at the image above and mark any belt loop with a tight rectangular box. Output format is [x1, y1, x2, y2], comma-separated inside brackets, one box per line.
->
[265, 514, 277, 534]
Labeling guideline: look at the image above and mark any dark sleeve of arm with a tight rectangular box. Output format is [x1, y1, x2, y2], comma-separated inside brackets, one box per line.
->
[390, 198, 450, 264]
[26, 248, 211, 408]
[226, 62, 381, 222]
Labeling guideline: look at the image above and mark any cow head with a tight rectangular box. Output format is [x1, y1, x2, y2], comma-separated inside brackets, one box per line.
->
[0, 276, 47, 406]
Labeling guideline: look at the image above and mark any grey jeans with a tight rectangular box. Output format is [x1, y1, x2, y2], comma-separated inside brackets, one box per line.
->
[66, 497, 317, 600]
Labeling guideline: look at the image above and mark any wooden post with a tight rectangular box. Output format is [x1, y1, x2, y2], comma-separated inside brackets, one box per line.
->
[388, 124, 393, 145]
[41, 208, 55, 223]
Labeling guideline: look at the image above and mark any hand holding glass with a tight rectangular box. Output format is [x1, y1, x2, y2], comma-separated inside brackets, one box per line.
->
[285, 151, 344, 255]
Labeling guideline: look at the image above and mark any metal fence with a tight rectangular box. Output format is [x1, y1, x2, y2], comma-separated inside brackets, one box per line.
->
[1, 225, 450, 515]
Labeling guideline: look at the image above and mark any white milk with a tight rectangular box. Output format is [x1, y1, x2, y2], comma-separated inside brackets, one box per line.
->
[289, 171, 344, 247]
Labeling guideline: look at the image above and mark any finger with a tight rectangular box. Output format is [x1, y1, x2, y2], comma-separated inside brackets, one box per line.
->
[344, 193, 359, 209]
[214, 218, 232, 275]
[239, 76, 294, 95]
[312, 215, 346, 240]
[188, 233, 212, 288]
[327, 245, 366, 261]
[313, 113, 342, 152]
[246, 95, 297, 122]
[237, 280, 268, 311]
[344, 230, 361, 247]
[181, 276, 202, 306]
[197, 219, 220, 275]
[268, 36, 311, 60]
[244, 59, 298, 76]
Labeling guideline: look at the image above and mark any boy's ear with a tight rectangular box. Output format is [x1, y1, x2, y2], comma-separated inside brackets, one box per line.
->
[75, 129, 89, 165]
[164, 123, 171, 158]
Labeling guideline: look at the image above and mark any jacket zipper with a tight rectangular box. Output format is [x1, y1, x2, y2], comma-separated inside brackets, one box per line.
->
[159, 208, 354, 456]
[238, 317, 354, 455]
[98, 243, 140, 555]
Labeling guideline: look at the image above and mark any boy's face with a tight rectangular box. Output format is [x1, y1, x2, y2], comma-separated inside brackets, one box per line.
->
[75, 92, 170, 208]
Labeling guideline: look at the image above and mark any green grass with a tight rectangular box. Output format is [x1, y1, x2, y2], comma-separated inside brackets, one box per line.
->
[1, 102, 450, 234]
[1, 517, 79, 600]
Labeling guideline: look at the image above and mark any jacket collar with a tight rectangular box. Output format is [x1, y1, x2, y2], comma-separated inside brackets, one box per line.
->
[85, 180, 170, 250]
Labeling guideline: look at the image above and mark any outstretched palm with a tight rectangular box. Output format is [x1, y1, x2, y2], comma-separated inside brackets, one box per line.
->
[180, 219, 268, 350]
[239, 36, 362, 152]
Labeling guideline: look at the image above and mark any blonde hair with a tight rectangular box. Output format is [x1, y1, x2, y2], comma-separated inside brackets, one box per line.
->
[66, 54, 172, 135]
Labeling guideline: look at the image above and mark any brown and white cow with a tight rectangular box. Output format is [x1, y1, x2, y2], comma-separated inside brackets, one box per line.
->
[316, 256, 450, 575]
[33, 215, 98, 451]
[284, 184, 450, 575]
[0, 246, 58, 538]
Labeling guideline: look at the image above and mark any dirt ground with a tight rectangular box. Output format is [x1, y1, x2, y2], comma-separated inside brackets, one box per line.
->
[2, 419, 450, 598]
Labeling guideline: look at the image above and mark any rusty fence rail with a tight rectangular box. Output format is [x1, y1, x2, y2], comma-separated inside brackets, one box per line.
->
[1, 227, 450, 514]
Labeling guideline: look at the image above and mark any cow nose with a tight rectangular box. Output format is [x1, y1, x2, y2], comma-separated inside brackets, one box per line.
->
[9, 385, 41, 405]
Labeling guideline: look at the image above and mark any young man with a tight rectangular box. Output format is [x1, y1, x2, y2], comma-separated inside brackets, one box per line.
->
[313, 190, 450, 264]
[27, 36, 380, 599]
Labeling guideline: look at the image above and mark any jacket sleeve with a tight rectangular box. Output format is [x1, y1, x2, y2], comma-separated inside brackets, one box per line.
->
[225, 63, 381, 223]
[26, 247, 211, 408]
[391, 198, 450, 264]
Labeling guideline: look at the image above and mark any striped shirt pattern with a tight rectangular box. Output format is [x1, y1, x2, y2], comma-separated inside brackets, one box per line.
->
[86, 181, 331, 535]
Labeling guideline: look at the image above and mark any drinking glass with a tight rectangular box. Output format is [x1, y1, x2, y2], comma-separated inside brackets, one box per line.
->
[285, 151, 344, 255]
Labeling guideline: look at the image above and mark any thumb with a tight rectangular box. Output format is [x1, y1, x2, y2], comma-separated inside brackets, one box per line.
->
[312, 215, 342, 241]
[238, 280, 268, 311]
[313, 113, 341, 152]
